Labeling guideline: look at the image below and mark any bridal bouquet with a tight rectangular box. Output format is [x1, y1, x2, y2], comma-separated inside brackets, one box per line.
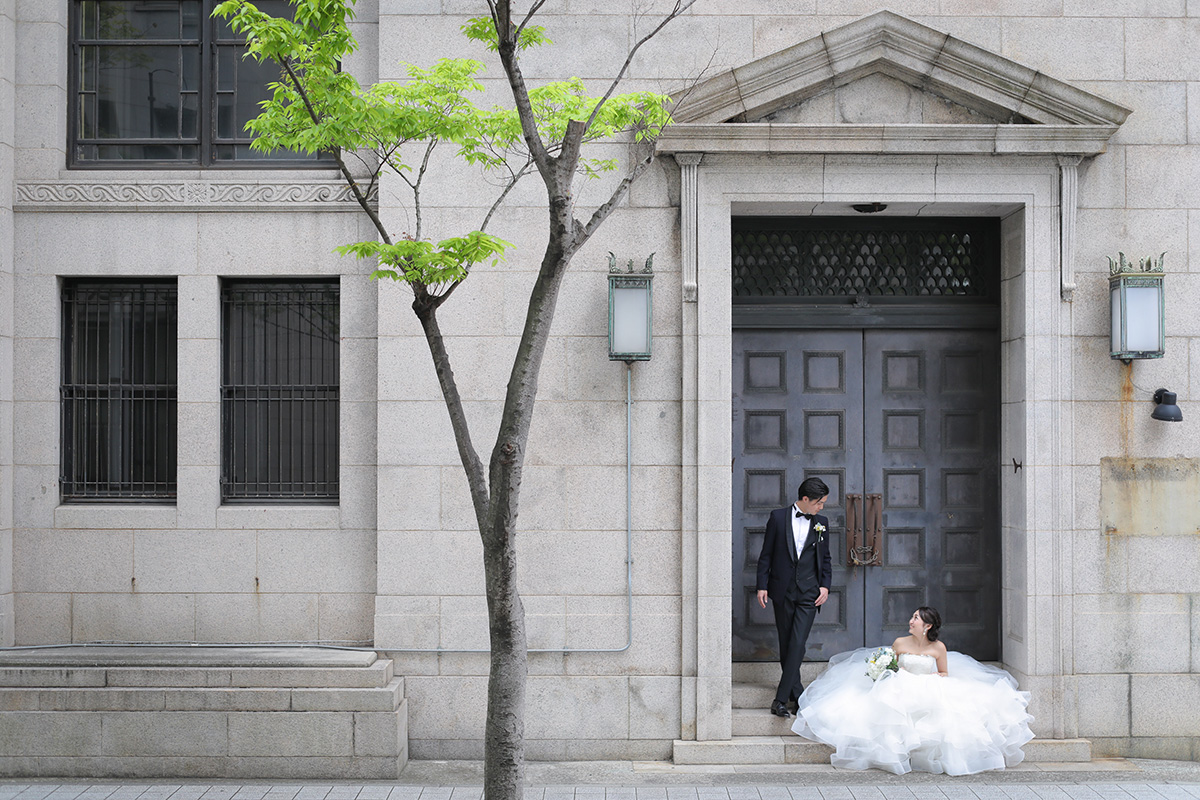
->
[865, 646, 899, 681]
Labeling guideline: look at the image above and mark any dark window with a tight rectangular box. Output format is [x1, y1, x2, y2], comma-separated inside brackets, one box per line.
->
[731, 217, 1001, 302]
[61, 280, 178, 502]
[70, 0, 331, 166]
[221, 280, 339, 503]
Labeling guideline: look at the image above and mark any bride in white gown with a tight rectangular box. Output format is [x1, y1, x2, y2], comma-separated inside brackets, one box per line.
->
[791, 606, 1034, 776]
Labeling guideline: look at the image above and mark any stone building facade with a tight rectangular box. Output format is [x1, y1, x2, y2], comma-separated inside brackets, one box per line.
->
[2, 0, 1200, 773]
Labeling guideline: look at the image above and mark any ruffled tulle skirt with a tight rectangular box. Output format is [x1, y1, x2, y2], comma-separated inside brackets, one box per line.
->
[791, 647, 1034, 775]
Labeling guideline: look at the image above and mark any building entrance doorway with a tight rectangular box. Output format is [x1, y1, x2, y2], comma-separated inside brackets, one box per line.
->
[730, 217, 1002, 663]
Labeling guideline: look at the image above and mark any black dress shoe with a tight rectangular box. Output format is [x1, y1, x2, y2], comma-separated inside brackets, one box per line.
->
[770, 700, 793, 718]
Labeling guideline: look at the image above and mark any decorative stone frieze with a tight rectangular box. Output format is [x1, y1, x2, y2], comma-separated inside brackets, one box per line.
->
[14, 181, 376, 212]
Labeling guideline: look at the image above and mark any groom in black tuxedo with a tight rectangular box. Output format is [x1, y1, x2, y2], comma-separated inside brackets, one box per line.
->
[756, 477, 832, 717]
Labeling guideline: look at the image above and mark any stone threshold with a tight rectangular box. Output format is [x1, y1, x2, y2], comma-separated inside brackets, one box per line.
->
[672, 738, 1093, 766]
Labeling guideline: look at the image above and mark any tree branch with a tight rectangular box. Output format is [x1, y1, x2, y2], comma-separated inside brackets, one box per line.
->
[581, 0, 695, 136]
[412, 287, 490, 523]
[493, 1, 552, 175]
[514, 0, 547, 40]
[279, 58, 392, 246]
[579, 143, 657, 244]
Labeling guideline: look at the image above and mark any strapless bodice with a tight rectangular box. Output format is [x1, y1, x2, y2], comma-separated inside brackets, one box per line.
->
[898, 653, 937, 675]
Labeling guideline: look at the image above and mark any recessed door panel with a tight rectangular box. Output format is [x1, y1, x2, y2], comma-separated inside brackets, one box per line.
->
[733, 328, 1001, 661]
[732, 330, 863, 661]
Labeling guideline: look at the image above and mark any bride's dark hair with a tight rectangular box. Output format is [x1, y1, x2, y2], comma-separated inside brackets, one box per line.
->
[916, 606, 942, 642]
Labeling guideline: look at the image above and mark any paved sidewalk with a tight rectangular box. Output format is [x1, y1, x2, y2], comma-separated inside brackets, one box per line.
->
[3, 759, 1200, 799]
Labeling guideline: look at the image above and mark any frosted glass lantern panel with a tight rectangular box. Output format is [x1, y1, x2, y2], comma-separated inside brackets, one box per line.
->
[612, 287, 650, 355]
[1110, 286, 1121, 354]
[1124, 286, 1162, 353]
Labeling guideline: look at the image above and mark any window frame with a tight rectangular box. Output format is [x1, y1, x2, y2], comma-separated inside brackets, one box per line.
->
[68, 0, 334, 169]
[60, 278, 179, 504]
[220, 278, 341, 505]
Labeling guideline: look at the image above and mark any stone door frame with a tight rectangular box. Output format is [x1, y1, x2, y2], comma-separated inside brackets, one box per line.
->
[676, 152, 1080, 742]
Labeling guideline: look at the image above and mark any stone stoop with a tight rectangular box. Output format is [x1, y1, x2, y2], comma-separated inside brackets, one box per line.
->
[0, 647, 407, 779]
[673, 661, 1091, 765]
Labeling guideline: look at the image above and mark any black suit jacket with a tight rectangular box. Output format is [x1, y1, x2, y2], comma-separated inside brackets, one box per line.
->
[755, 505, 833, 602]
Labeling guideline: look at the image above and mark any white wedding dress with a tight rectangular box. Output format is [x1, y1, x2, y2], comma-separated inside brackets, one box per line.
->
[791, 647, 1034, 775]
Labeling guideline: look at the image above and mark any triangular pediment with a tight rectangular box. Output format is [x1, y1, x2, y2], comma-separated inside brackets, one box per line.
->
[663, 11, 1130, 155]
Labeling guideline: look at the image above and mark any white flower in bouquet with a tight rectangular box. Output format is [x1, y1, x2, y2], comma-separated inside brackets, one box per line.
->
[865, 646, 899, 681]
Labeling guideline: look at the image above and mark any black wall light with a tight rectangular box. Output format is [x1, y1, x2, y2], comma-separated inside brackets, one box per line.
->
[1151, 388, 1183, 422]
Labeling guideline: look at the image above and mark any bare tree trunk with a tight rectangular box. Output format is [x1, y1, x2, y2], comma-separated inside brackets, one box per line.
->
[480, 197, 576, 798]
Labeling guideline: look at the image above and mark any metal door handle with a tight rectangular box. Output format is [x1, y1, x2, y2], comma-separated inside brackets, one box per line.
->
[848, 492, 882, 566]
[865, 493, 883, 566]
[845, 493, 863, 564]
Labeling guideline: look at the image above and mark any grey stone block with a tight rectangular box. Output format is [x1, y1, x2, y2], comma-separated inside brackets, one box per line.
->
[672, 737, 785, 765]
[0, 711, 102, 756]
[162, 688, 292, 712]
[100, 711, 228, 757]
[105, 668, 232, 688]
[0, 666, 105, 687]
[0, 688, 39, 709]
[228, 711, 353, 757]
[36, 687, 167, 711]
[292, 678, 402, 712]
[1022, 738, 1093, 762]
[227, 662, 391, 689]
[351, 704, 407, 756]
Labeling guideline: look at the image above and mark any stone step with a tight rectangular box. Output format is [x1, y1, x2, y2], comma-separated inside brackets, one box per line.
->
[0, 678, 404, 712]
[673, 737, 833, 765]
[0, 660, 394, 689]
[674, 736, 1091, 765]
[732, 682, 774, 709]
[732, 707, 800, 737]
[0, 648, 409, 779]
[732, 661, 828, 686]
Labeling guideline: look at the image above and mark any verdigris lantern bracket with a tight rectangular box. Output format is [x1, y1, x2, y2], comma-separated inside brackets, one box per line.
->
[1109, 252, 1166, 363]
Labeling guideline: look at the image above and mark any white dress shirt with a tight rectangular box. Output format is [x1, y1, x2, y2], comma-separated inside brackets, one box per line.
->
[791, 504, 812, 557]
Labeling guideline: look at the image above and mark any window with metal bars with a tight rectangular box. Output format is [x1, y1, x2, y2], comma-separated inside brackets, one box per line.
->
[221, 280, 339, 503]
[69, 0, 333, 166]
[61, 280, 178, 502]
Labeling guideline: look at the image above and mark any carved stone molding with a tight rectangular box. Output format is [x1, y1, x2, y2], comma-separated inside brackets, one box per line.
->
[1057, 154, 1083, 302]
[675, 152, 702, 303]
[15, 181, 377, 212]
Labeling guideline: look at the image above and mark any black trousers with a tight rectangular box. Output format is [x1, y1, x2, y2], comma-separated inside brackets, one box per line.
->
[773, 580, 820, 705]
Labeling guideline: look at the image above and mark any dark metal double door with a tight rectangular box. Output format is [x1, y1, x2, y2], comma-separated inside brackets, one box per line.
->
[733, 328, 1000, 661]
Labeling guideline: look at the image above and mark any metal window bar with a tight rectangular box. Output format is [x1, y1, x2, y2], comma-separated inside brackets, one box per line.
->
[61, 280, 178, 502]
[221, 280, 339, 503]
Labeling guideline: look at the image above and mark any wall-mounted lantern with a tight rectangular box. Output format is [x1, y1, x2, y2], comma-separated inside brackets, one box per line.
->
[1109, 252, 1165, 362]
[608, 253, 654, 363]
[1151, 388, 1183, 422]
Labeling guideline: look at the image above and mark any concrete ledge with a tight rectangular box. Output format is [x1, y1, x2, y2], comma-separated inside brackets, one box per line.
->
[0, 646, 377, 669]
[0, 755, 404, 779]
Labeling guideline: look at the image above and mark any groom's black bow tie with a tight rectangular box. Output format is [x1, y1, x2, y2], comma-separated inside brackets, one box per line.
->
[795, 510, 813, 520]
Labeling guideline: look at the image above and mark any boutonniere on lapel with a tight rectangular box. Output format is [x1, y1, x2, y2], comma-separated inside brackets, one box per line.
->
[813, 523, 826, 543]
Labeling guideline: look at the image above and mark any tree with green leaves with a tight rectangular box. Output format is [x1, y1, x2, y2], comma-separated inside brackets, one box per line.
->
[213, 0, 694, 796]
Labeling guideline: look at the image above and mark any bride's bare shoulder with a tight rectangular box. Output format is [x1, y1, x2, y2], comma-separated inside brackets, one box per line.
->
[891, 635, 912, 652]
